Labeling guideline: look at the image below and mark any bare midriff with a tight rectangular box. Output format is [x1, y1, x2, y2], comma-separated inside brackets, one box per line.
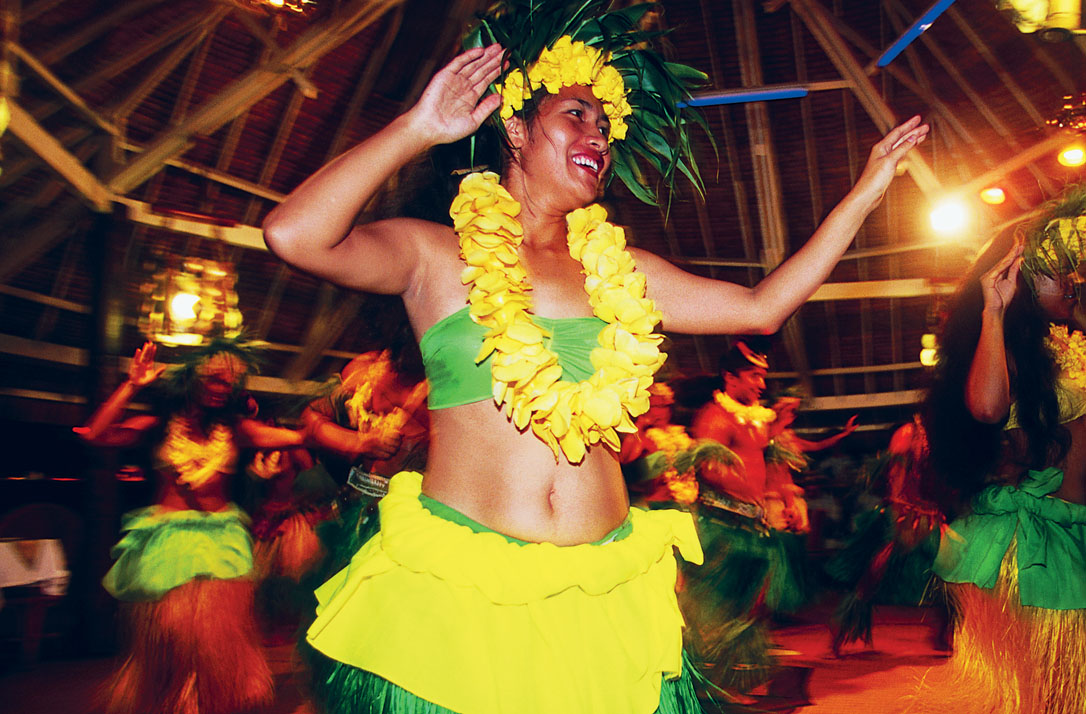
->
[156, 471, 233, 513]
[421, 400, 630, 546]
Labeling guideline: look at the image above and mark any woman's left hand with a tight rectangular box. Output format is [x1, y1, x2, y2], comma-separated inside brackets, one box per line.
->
[854, 115, 930, 206]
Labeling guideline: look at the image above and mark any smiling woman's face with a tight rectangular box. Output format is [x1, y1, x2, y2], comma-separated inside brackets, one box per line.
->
[510, 85, 613, 209]
[195, 353, 247, 409]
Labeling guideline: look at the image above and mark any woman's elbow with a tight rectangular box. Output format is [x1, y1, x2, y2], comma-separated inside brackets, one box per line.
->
[967, 401, 1008, 424]
[261, 215, 297, 263]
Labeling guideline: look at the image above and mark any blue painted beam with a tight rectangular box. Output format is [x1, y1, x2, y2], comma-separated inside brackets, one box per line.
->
[679, 86, 808, 108]
[876, 0, 957, 68]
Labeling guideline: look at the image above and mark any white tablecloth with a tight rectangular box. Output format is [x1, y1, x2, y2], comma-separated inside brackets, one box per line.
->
[0, 539, 69, 610]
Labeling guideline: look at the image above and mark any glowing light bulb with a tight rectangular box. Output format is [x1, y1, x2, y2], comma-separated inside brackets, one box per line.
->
[1058, 146, 1085, 167]
[980, 187, 1006, 205]
[919, 333, 938, 366]
[169, 292, 200, 322]
[930, 198, 969, 236]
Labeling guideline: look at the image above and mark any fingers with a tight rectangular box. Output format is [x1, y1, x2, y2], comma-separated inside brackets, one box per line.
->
[885, 123, 929, 162]
[985, 242, 1024, 281]
[445, 43, 501, 76]
[882, 115, 922, 149]
[470, 93, 503, 123]
[464, 43, 505, 86]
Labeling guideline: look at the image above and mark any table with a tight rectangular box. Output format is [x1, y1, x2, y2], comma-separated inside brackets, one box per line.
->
[0, 539, 69, 607]
[0, 538, 69, 664]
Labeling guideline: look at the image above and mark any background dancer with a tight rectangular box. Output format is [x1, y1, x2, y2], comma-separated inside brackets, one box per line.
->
[825, 413, 949, 656]
[921, 186, 1086, 714]
[76, 339, 322, 714]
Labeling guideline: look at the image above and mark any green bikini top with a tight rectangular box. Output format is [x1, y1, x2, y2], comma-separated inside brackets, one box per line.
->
[419, 306, 606, 410]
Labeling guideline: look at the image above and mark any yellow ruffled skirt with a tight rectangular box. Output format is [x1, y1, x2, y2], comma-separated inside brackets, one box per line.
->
[307, 471, 704, 714]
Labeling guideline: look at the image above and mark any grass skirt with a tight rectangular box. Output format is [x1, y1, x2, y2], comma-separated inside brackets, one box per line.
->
[101, 508, 271, 714]
[909, 541, 1086, 714]
[679, 503, 808, 691]
[306, 471, 703, 714]
[910, 473, 1085, 714]
[825, 506, 943, 651]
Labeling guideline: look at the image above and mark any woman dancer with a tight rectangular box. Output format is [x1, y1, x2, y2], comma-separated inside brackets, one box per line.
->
[922, 188, 1086, 713]
[77, 340, 343, 714]
[263, 2, 927, 711]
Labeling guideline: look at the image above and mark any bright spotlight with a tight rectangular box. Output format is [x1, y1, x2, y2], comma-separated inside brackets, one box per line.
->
[979, 187, 1006, 205]
[930, 198, 970, 236]
[169, 292, 200, 322]
[1058, 146, 1086, 167]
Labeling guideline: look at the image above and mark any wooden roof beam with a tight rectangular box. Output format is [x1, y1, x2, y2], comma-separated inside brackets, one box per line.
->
[108, 0, 404, 195]
[883, 0, 1058, 196]
[5, 99, 112, 210]
[734, 0, 812, 392]
[789, 0, 940, 194]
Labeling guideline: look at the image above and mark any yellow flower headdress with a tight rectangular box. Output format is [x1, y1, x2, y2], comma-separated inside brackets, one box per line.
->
[498, 36, 632, 142]
[464, 1, 710, 206]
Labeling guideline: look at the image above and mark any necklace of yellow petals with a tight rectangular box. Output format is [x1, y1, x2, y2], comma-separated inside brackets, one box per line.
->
[1046, 323, 1086, 392]
[343, 352, 409, 436]
[451, 171, 665, 463]
[161, 414, 235, 489]
[714, 390, 777, 427]
[645, 425, 699, 505]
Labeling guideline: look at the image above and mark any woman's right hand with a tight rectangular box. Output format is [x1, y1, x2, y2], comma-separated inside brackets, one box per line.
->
[406, 43, 505, 147]
[128, 341, 167, 388]
[980, 242, 1024, 315]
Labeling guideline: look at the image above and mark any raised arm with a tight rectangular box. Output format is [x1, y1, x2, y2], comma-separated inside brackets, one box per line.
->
[636, 116, 929, 335]
[73, 342, 164, 447]
[965, 243, 1023, 423]
[790, 415, 858, 452]
[262, 44, 505, 294]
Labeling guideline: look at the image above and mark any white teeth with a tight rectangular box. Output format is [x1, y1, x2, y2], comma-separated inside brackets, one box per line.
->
[572, 155, 599, 172]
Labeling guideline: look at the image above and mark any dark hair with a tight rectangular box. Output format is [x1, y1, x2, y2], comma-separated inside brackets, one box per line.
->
[718, 336, 771, 376]
[923, 231, 1067, 518]
[154, 337, 264, 419]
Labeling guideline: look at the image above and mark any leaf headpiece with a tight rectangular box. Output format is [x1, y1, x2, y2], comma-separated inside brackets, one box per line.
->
[1020, 184, 1086, 288]
[463, 0, 710, 207]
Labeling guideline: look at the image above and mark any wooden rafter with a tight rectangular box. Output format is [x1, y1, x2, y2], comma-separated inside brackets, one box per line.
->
[789, 0, 940, 194]
[5, 99, 112, 210]
[110, 10, 226, 124]
[734, 0, 812, 392]
[883, 0, 1058, 196]
[108, 0, 404, 196]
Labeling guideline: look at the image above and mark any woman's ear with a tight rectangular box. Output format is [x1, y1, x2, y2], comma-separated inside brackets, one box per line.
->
[504, 115, 527, 152]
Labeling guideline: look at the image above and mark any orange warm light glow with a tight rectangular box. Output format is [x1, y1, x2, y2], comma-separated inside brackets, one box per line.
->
[1058, 146, 1086, 167]
[980, 187, 1006, 205]
[930, 198, 970, 236]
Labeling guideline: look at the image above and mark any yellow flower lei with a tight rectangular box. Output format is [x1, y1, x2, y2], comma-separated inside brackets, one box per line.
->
[713, 390, 777, 427]
[451, 171, 665, 463]
[1047, 323, 1086, 392]
[161, 415, 235, 489]
[499, 35, 632, 142]
[645, 425, 699, 505]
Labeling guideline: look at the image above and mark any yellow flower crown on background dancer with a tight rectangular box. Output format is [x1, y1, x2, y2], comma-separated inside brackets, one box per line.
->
[1021, 185, 1086, 287]
[1046, 323, 1086, 392]
[464, 0, 710, 206]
